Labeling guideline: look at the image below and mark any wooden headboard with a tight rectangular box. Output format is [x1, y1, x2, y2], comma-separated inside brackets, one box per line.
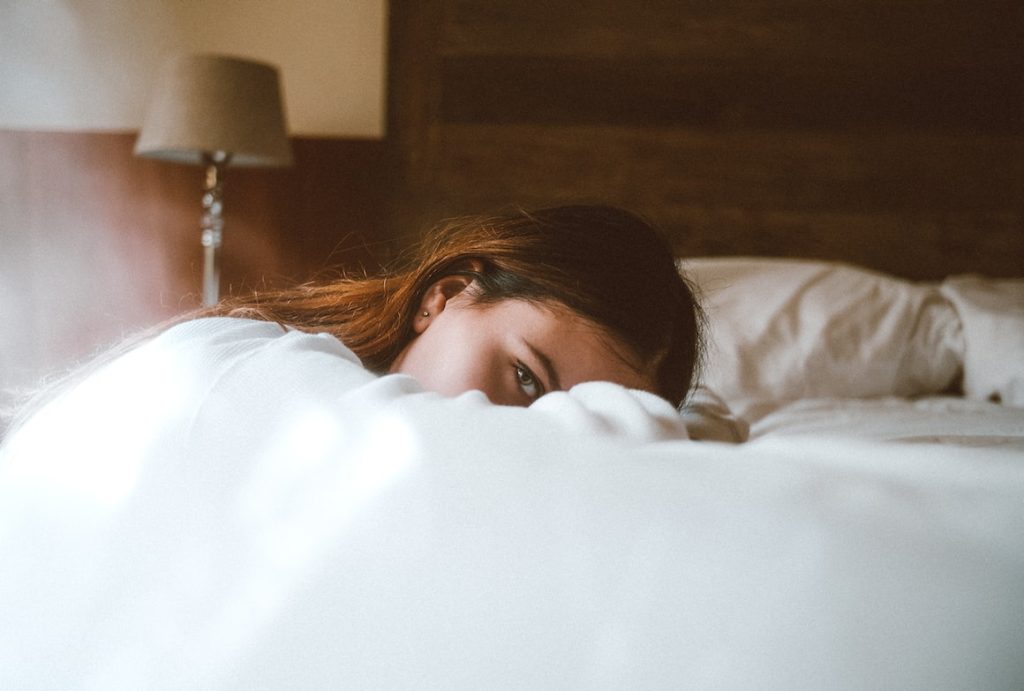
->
[385, 0, 1023, 280]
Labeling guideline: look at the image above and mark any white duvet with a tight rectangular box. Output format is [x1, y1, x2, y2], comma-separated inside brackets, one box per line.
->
[1, 318, 1022, 690]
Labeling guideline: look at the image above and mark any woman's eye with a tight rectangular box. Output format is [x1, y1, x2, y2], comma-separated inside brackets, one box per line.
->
[514, 362, 543, 400]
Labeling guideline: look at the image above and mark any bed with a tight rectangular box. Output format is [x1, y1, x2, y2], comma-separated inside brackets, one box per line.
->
[1, 258, 1022, 690]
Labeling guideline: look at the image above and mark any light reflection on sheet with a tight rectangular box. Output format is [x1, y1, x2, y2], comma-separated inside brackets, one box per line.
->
[0, 345, 194, 507]
[203, 408, 419, 664]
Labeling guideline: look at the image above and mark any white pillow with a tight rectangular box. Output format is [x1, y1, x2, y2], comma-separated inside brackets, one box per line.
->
[940, 276, 1024, 408]
[679, 257, 962, 410]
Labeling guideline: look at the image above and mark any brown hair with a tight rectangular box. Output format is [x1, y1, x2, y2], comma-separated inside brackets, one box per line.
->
[208, 205, 703, 406]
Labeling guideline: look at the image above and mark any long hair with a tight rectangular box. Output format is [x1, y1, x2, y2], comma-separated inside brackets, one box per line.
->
[207, 205, 703, 406]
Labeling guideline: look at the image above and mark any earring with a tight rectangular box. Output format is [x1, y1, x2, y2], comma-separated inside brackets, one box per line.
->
[421, 310, 430, 317]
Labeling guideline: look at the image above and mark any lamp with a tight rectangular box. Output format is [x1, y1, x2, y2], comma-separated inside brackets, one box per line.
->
[135, 54, 293, 306]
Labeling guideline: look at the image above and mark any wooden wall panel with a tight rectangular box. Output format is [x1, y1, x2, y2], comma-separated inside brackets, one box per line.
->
[0, 129, 390, 406]
[440, 55, 1019, 132]
[431, 124, 1023, 277]
[387, 0, 1024, 279]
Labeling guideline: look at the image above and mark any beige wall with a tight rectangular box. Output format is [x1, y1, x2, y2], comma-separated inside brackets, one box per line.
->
[0, 0, 387, 137]
[0, 1, 390, 418]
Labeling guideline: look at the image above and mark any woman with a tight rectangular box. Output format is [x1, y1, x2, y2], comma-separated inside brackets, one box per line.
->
[206, 204, 702, 407]
[2, 205, 702, 453]
[0, 205, 708, 689]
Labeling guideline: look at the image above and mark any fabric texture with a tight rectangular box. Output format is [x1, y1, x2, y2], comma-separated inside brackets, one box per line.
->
[0, 317, 691, 470]
[1, 318, 1023, 689]
[941, 275, 1024, 407]
[749, 395, 1024, 448]
[680, 257, 963, 413]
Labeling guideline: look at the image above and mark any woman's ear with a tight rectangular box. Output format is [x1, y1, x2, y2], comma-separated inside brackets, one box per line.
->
[412, 274, 475, 334]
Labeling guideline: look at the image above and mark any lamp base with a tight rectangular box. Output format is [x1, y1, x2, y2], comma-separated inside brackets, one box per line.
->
[200, 152, 230, 307]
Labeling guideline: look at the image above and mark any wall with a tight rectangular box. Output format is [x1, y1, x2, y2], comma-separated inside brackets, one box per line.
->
[0, 1, 391, 408]
[1, 0, 387, 136]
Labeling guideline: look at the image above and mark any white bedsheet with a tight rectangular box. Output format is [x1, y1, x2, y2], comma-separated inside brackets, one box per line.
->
[749, 396, 1024, 449]
[1, 319, 1022, 690]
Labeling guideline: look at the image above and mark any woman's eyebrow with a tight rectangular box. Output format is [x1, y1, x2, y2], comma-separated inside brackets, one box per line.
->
[523, 340, 561, 392]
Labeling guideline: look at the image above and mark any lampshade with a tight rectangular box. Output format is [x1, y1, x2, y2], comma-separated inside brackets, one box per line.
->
[135, 54, 292, 167]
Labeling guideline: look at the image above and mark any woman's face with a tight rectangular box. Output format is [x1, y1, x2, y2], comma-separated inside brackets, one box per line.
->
[389, 285, 654, 407]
